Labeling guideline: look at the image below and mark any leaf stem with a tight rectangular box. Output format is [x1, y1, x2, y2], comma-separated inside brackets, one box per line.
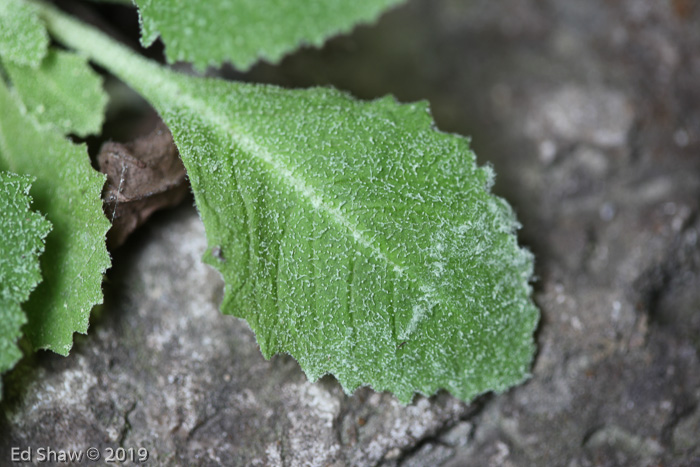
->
[32, 0, 175, 104]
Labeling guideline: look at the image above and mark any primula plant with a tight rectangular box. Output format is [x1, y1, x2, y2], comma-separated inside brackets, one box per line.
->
[0, 0, 539, 404]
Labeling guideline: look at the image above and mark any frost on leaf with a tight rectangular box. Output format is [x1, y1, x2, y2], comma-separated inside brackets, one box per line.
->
[4, 48, 108, 137]
[0, 171, 51, 394]
[0, 81, 111, 356]
[116, 64, 539, 403]
[37, 3, 539, 402]
[0, 0, 49, 68]
[133, 0, 406, 71]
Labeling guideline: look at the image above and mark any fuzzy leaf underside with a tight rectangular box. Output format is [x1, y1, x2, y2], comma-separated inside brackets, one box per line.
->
[98, 60, 539, 402]
[39, 2, 539, 403]
[0, 171, 51, 388]
[0, 81, 111, 355]
[0, 0, 48, 68]
[133, 0, 406, 71]
[172, 78, 538, 403]
[3, 48, 108, 137]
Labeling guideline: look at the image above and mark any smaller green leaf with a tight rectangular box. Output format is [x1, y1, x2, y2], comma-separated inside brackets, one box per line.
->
[0, 0, 49, 68]
[133, 0, 406, 71]
[4, 48, 108, 137]
[0, 171, 51, 391]
[0, 80, 111, 356]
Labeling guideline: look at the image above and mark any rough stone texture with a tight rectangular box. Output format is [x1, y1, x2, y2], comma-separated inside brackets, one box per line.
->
[1, 209, 469, 466]
[2, 0, 700, 465]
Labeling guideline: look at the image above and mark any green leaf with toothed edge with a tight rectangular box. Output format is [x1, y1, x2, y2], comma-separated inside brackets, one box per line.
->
[0, 80, 111, 356]
[40, 2, 539, 404]
[0, 171, 51, 395]
[132, 0, 406, 71]
[3, 48, 108, 137]
[0, 0, 48, 68]
[165, 79, 538, 404]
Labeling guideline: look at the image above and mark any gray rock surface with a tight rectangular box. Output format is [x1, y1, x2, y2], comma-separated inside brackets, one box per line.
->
[2, 0, 700, 465]
[1, 209, 469, 466]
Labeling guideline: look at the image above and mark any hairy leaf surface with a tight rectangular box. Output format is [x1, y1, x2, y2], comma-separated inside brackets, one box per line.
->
[4, 48, 108, 137]
[43, 5, 539, 402]
[133, 0, 405, 71]
[169, 79, 538, 402]
[0, 0, 48, 68]
[0, 171, 51, 391]
[0, 81, 111, 355]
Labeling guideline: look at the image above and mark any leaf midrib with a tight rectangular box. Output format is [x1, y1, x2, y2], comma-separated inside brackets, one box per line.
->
[174, 81, 411, 279]
[36, 0, 414, 284]
[36, 4, 445, 338]
[141, 74, 462, 341]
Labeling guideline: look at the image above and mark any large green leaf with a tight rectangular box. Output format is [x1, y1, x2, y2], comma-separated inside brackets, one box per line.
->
[178, 84, 538, 403]
[42, 3, 538, 402]
[0, 81, 111, 355]
[133, 0, 406, 71]
[3, 48, 108, 137]
[0, 171, 51, 391]
[0, 0, 48, 68]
